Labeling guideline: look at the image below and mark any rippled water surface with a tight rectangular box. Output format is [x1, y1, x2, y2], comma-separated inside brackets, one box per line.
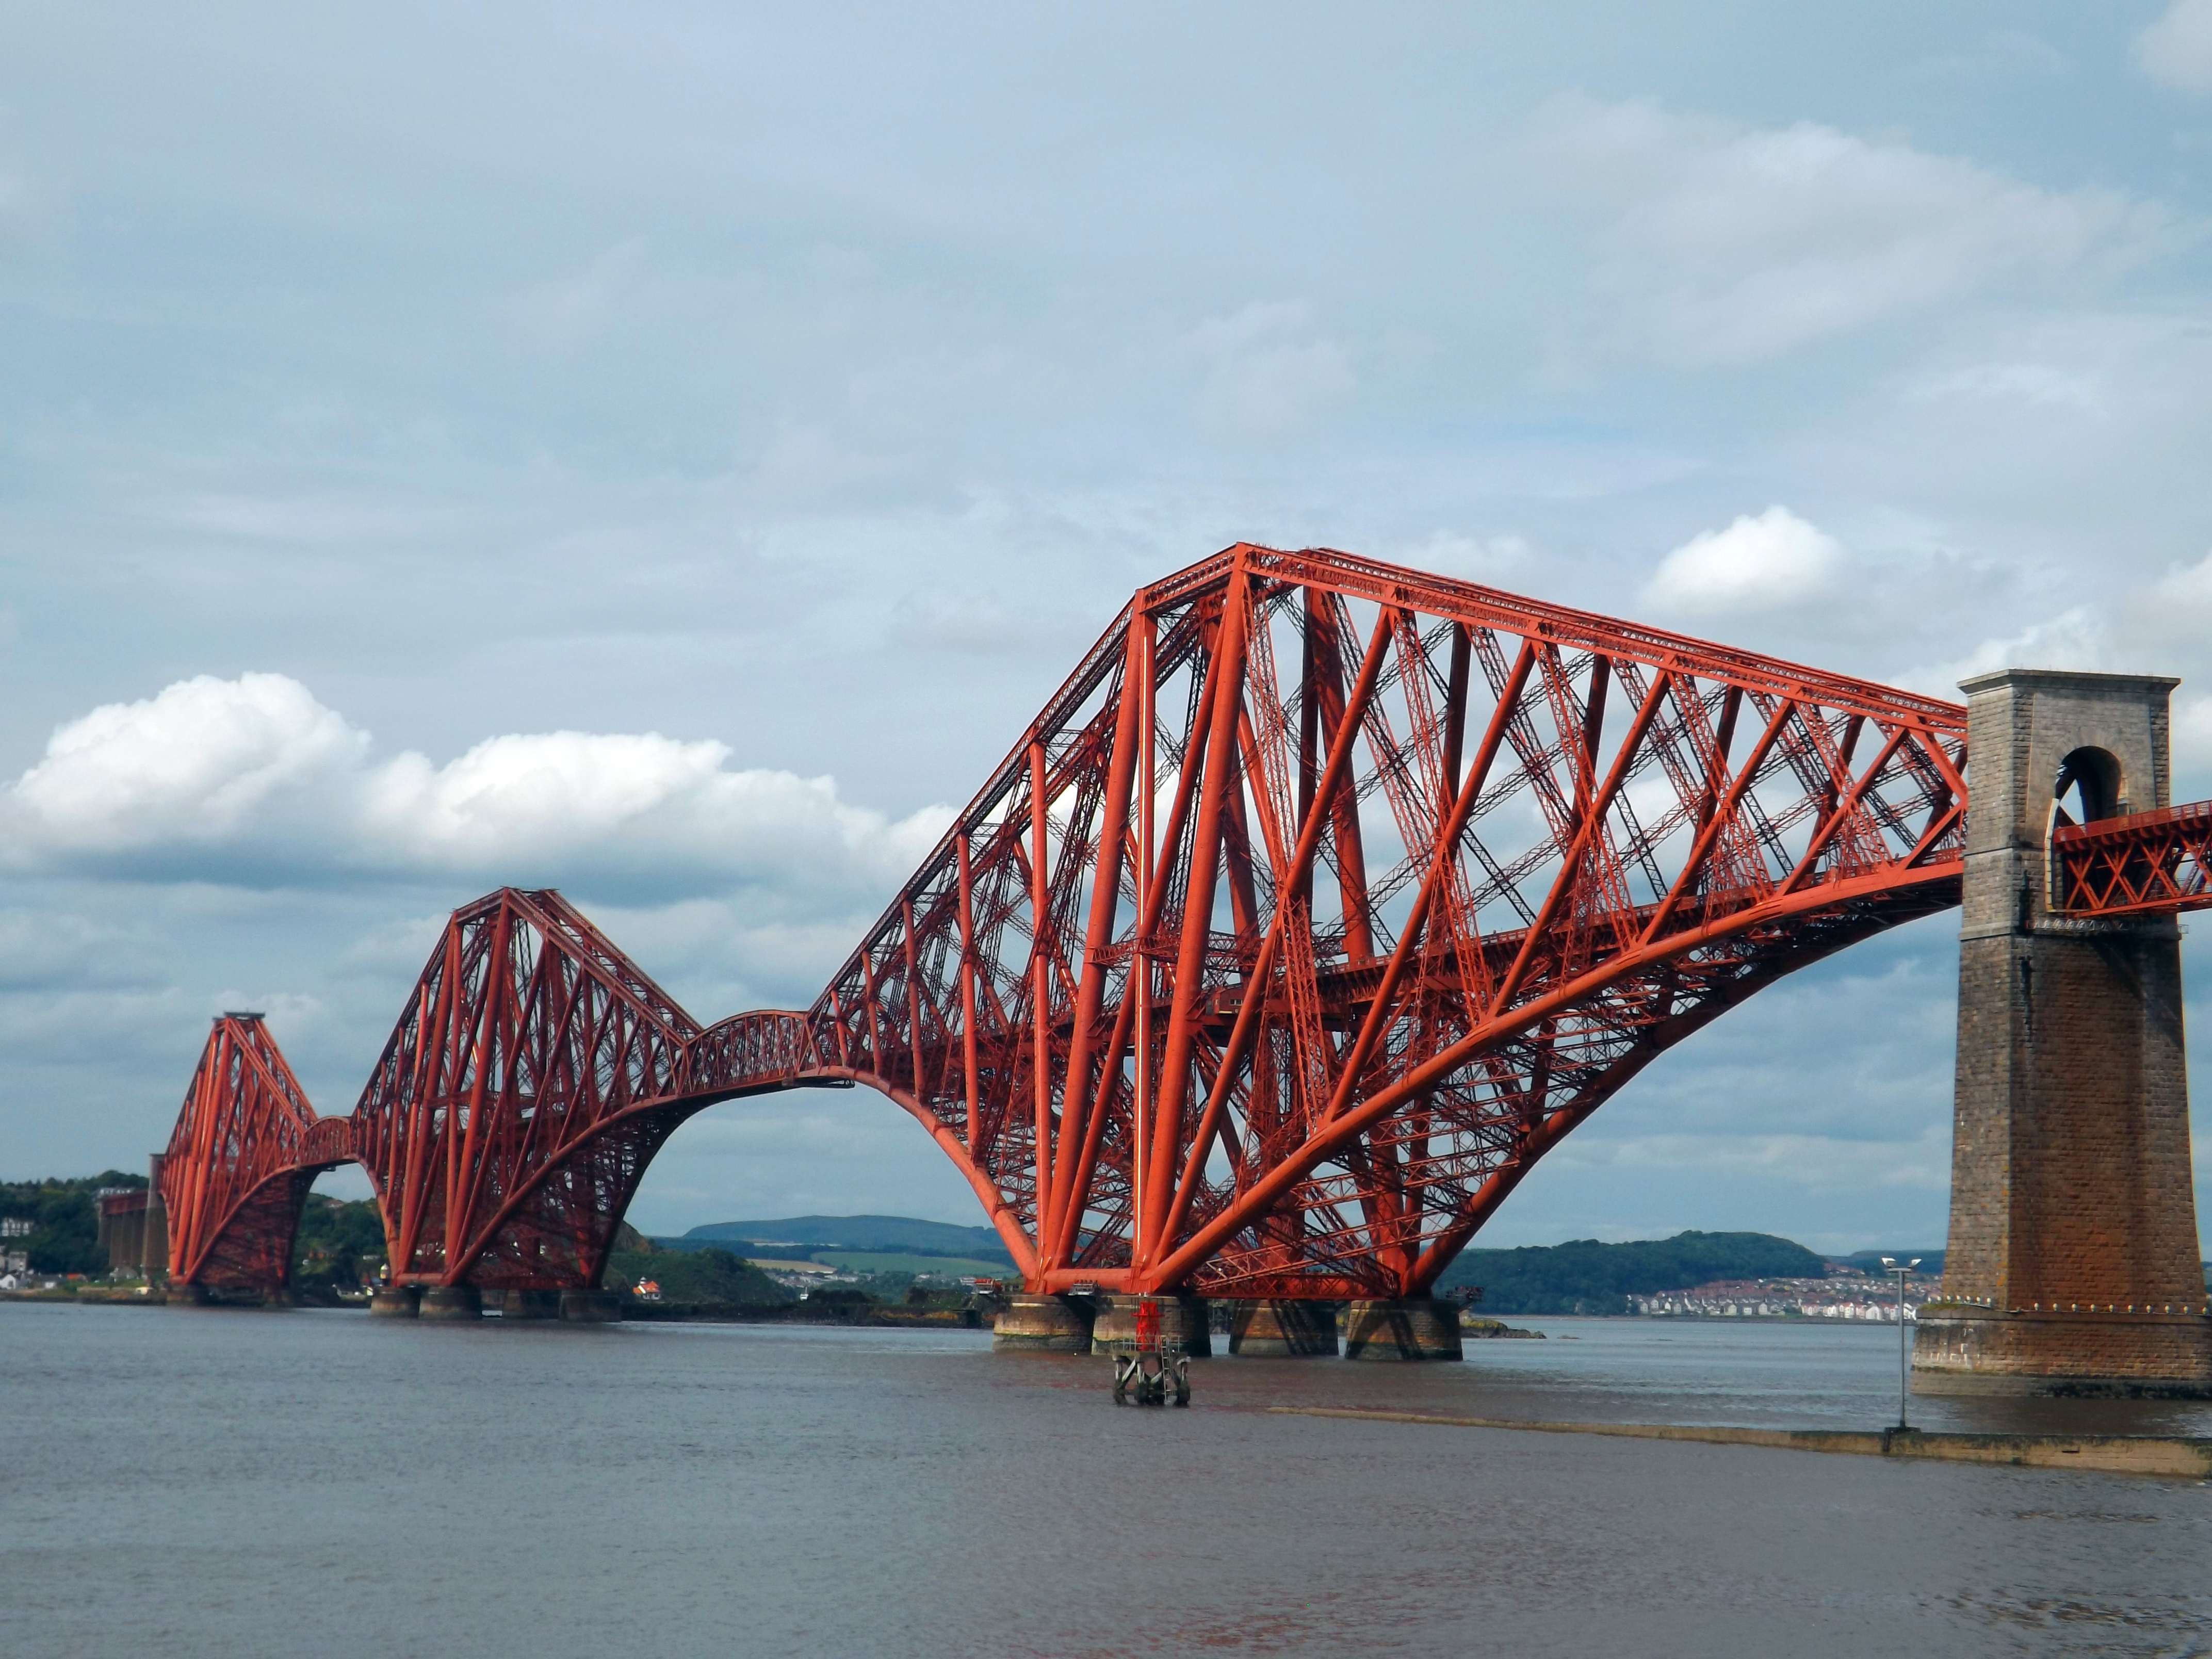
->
[4, 1302, 2207, 1657]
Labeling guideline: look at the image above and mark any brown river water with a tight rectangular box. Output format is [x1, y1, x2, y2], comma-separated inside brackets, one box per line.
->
[3, 1301, 2206, 1657]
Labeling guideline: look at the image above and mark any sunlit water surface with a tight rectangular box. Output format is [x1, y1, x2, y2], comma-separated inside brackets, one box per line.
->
[4, 1303, 2207, 1657]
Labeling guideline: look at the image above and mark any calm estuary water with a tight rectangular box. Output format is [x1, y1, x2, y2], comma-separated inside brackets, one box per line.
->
[4, 1302, 2206, 1657]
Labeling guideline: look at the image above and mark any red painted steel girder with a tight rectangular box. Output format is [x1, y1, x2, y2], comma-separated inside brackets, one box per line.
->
[2052, 800, 2212, 918]
[154, 898, 831, 1295]
[344, 889, 836, 1289]
[356, 887, 720, 1289]
[159, 543, 2021, 1299]
[786, 543, 1973, 1296]
[160, 1013, 352, 1292]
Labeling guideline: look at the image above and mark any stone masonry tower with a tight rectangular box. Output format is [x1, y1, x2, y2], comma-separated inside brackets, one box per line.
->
[1914, 669, 2212, 1395]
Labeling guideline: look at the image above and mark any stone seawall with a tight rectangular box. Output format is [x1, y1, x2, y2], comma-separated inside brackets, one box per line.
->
[1270, 1406, 2212, 1479]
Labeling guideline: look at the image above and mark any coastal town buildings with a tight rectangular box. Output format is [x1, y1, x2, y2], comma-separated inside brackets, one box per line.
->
[1631, 1273, 1939, 1321]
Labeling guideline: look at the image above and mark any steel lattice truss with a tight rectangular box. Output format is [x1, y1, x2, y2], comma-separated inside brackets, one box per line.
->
[775, 544, 1970, 1296]
[349, 888, 820, 1290]
[160, 1014, 329, 1291]
[2052, 801, 2212, 918]
[157, 544, 1988, 1298]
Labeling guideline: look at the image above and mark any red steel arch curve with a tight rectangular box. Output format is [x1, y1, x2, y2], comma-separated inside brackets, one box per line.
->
[157, 544, 1981, 1301]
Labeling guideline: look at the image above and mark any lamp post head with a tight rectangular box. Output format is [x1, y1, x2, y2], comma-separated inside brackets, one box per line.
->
[1880, 1256, 1897, 1270]
[1907, 1257, 1921, 1271]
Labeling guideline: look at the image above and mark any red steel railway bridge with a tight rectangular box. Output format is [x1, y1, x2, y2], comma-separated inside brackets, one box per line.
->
[151, 544, 2212, 1391]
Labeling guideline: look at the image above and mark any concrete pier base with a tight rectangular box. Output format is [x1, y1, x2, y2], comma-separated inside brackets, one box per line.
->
[369, 1286, 420, 1318]
[165, 1285, 293, 1309]
[559, 1289, 624, 1323]
[503, 1289, 563, 1321]
[990, 1293, 1095, 1353]
[1228, 1299, 1340, 1356]
[1090, 1294, 1211, 1358]
[1341, 1298, 1463, 1361]
[1914, 1306, 2212, 1397]
[418, 1286, 483, 1321]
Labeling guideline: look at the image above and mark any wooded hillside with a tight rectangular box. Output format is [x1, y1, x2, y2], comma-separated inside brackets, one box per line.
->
[1433, 1230, 1829, 1315]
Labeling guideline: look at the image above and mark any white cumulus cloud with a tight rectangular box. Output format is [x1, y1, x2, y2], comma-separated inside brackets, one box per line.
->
[2, 674, 951, 901]
[1532, 94, 2167, 363]
[2136, 0, 2212, 93]
[12, 673, 368, 850]
[1642, 506, 1847, 615]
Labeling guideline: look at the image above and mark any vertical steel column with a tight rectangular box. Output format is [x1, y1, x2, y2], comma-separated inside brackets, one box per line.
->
[1028, 740, 1054, 1246]
[1132, 611, 1157, 1261]
[1044, 623, 1146, 1253]
[1140, 567, 1251, 1275]
[902, 897, 926, 1098]
[957, 834, 980, 1150]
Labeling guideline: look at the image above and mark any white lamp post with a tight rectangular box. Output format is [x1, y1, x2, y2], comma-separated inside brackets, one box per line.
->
[1879, 1256, 1921, 1428]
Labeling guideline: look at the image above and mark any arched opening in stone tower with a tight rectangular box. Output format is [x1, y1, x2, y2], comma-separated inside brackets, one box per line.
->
[2053, 744, 2124, 828]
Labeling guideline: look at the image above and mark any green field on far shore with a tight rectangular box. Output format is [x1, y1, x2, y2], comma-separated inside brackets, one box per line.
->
[810, 1251, 1010, 1279]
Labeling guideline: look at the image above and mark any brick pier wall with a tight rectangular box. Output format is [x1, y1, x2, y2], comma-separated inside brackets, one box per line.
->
[1917, 669, 2211, 1394]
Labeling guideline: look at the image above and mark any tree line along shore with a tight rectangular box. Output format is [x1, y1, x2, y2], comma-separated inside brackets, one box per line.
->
[12, 1175, 2205, 1313]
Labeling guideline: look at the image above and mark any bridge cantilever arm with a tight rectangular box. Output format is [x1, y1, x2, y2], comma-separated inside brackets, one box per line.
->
[157, 542, 1988, 1309]
[1146, 856, 1962, 1290]
[1159, 636, 1542, 1257]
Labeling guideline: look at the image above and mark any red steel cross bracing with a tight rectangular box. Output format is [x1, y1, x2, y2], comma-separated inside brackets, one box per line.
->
[2051, 801, 2212, 919]
[159, 543, 2009, 1299]
[159, 1013, 336, 1292]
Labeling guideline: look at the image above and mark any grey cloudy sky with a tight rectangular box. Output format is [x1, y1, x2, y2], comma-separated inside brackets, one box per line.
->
[5, 3, 2211, 1251]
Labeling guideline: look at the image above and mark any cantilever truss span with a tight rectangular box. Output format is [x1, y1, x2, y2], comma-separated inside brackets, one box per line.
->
[160, 543, 1990, 1301]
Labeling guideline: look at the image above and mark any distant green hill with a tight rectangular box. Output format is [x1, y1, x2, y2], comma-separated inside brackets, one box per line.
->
[680, 1214, 1015, 1265]
[1433, 1230, 1829, 1315]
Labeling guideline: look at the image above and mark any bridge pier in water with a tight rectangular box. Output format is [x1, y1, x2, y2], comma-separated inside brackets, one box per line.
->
[1917, 669, 2212, 1397]
[558, 1289, 624, 1323]
[1091, 1294, 1212, 1358]
[418, 1286, 482, 1321]
[1227, 1299, 1340, 1356]
[366, 1284, 616, 1320]
[1341, 1298, 1464, 1361]
[990, 1293, 1095, 1352]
